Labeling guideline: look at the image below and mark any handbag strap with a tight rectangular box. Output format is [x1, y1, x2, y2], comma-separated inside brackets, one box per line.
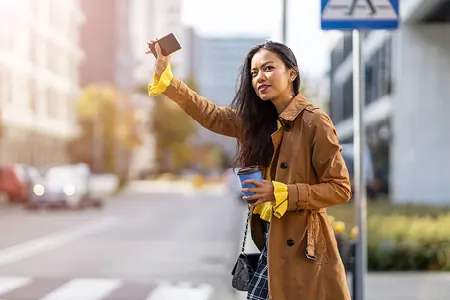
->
[240, 206, 251, 254]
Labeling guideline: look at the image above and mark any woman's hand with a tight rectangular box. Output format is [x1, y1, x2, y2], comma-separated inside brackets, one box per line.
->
[241, 179, 275, 208]
[146, 38, 169, 78]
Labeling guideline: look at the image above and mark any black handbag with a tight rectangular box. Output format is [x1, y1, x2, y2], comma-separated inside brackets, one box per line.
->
[231, 207, 260, 291]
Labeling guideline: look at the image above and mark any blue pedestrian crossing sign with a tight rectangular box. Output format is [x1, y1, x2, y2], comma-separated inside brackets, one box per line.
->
[321, 0, 399, 30]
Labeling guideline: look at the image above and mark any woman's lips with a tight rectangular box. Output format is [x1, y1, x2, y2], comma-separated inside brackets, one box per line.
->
[258, 85, 270, 92]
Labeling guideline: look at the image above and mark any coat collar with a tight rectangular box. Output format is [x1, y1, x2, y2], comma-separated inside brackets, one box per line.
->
[278, 93, 310, 122]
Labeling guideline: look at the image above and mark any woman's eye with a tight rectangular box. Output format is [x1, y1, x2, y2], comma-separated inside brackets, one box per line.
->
[251, 71, 258, 77]
[265, 66, 274, 71]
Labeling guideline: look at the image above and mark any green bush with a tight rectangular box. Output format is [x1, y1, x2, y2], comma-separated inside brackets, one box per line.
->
[366, 213, 450, 271]
[328, 202, 450, 271]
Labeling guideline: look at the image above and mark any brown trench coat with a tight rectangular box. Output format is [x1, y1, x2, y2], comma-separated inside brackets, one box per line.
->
[163, 77, 352, 300]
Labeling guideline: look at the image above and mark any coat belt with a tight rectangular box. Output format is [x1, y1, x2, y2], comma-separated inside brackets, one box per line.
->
[297, 208, 327, 260]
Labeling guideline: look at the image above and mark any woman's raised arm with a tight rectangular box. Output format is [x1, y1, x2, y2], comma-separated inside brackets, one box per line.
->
[148, 41, 241, 138]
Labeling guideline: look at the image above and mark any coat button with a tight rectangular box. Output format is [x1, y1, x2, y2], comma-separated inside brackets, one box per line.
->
[287, 239, 295, 246]
[280, 162, 288, 169]
[284, 124, 291, 132]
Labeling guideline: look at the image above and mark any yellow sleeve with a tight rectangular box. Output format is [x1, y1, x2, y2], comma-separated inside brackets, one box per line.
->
[148, 64, 173, 96]
[272, 181, 288, 218]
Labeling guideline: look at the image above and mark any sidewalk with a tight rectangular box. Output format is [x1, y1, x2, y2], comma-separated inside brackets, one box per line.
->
[121, 180, 227, 197]
[121, 180, 196, 196]
[352, 272, 450, 300]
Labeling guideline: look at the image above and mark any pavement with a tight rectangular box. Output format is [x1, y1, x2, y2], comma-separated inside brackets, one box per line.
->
[120, 180, 227, 197]
[0, 181, 244, 300]
[1, 180, 450, 300]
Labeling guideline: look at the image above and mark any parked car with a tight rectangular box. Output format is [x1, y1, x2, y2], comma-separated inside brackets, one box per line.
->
[27, 164, 102, 210]
[0, 164, 42, 203]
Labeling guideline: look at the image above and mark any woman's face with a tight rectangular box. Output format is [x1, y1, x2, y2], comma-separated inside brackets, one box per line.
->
[250, 49, 295, 101]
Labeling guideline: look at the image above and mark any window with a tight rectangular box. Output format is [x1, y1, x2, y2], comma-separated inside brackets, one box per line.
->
[48, 0, 56, 26]
[69, 58, 78, 85]
[343, 75, 353, 120]
[0, 15, 10, 48]
[330, 82, 344, 123]
[47, 89, 58, 118]
[47, 42, 57, 73]
[38, 86, 46, 115]
[30, 0, 40, 14]
[29, 78, 37, 112]
[383, 38, 392, 95]
[364, 38, 393, 105]
[0, 67, 12, 104]
[343, 33, 353, 59]
[14, 20, 29, 56]
[36, 39, 46, 68]
[330, 41, 344, 70]
[29, 27, 36, 62]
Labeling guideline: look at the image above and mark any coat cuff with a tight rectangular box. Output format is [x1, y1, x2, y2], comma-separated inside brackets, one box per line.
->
[148, 64, 173, 96]
[287, 183, 310, 211]
[272, 181, 288, 218]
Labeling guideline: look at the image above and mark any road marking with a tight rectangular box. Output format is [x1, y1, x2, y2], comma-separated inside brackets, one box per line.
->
[146, 282, 213, 300]
[0, 277, 32, 295]
[0, 277, 215, 300]
[40, 278, 121, 300]
[0, 217, 119, 266]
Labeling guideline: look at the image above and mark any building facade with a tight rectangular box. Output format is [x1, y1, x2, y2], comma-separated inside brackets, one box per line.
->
[132, 0, 188, 84]
[79, 0, 136, 91]
[327, 0, 450, 204]
[0, 0, 84, 167]
[127, 0, 189, 178]
[78, 0, 142, 178]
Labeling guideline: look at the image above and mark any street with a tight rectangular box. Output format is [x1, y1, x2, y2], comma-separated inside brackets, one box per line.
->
[0, 185, 245, 300]
[1, 183, 450, 300]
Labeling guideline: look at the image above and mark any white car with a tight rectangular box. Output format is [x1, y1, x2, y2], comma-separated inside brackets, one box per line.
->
[27, 164, 102, 209]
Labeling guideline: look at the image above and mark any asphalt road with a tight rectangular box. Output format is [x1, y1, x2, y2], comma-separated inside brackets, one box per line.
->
[0, 185, 245, 300]
[1, 182, 450, 300]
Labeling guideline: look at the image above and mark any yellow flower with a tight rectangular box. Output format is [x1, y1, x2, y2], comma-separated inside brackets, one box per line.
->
[351, 226, 359, 239]
[334, 221, 346, 233]
[328, 215, 336, 224]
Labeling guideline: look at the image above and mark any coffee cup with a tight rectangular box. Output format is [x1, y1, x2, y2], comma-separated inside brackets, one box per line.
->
[237, 166, 262, 203]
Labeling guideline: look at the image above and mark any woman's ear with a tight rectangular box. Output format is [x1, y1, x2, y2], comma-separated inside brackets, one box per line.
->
[290, 67, 299, 81]
[290, 71, 297, 82]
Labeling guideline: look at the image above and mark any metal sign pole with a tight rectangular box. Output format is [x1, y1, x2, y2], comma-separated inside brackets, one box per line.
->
[282, 0, 287, 43]
[352, 29, 367, 300]
[321, 1, 399, 299]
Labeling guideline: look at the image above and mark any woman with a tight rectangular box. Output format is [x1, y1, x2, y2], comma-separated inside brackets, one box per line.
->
[148, 39, 352, 300]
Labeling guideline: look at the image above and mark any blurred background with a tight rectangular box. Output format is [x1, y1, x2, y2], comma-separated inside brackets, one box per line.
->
[0, 0, 449, 299]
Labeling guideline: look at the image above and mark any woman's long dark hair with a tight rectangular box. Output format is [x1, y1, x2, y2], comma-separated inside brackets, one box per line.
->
[231, 41, 301, 168]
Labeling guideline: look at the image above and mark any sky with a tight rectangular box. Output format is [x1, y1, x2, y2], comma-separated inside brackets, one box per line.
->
[180, 0, 341, 79]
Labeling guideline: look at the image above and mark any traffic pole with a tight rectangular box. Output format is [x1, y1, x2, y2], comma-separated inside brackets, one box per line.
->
[352, 29, 367, 300]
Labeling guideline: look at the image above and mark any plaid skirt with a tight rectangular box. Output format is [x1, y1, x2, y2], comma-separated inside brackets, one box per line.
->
[247, 220, 270, 300]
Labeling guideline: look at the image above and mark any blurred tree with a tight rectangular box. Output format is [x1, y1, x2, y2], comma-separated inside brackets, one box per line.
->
[151, 94, 196, 173]
[136, 72, 200, 174]
[68, 84, 142, 180]
[191, 144, 227, 172]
